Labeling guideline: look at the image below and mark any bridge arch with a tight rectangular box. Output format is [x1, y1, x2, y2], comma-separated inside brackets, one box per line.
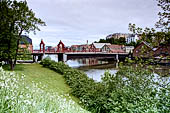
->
[57, 40, 65, 53]
[40, 39, 45, 53]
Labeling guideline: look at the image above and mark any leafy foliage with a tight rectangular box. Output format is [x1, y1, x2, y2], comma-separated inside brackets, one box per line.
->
[97, 37, 131, 45]
[40, 58, 170, 113]
[155, 0, 170, 31]
[0, 0, 45, 70]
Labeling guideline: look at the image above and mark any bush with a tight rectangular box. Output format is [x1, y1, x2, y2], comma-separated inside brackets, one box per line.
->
[40, 57, 71, 74]
[40, 58, 170, 113]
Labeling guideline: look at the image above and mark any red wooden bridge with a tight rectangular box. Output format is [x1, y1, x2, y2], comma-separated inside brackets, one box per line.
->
[29, 40, 130, 62]
[32, 40, 127, 54]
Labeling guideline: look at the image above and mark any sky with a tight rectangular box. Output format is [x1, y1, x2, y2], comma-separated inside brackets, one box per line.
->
[26, 0, 160, 48]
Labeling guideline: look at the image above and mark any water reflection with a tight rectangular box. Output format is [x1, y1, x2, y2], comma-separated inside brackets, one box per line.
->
[44, 54, 58, 62]
[66, 58, 118, 81]
[67, 58, 109, 67]
[85, 69, 117, 82]
[44, 55, 170, 82]
[66, 58, 170, 82]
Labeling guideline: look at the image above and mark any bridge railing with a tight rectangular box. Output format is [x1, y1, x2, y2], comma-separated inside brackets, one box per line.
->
[32, 49, 128, 54]
[32, 50, 42, 53]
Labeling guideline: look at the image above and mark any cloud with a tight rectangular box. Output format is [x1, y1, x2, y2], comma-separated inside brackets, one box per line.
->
[27, 0, 160, 47]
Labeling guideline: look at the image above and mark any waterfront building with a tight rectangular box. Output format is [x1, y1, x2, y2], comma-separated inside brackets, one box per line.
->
[154, 44, 170, 57]
[133, 41, 154, 58]
[70, 44, 90, 52]
[89, 43, 111, 52]
[19, 35, 33, 53]
[132, 41, 170, 58]
[101, 44, 125, 53]
[125, 46, 134, 53]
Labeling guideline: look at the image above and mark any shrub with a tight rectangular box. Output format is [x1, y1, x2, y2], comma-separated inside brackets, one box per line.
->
[40, 57, 71, 74]
[40, 58, 170, 113]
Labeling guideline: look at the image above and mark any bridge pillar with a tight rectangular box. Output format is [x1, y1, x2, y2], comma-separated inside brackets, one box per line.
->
[33, 55, 38, 62]
[58, 53, 64, 62]
[63, 54, 67, 62]
[33, 55, 35, 62]
[116, 54, 119, 62]
[57, 53, 67, 62]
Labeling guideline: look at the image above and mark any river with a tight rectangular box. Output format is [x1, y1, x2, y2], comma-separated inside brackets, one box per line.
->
[44, 55, 170, 82]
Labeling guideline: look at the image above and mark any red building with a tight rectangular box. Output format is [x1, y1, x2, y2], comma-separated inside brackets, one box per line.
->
[89, 43, 111, 52]
[133, 41, 155, 58]
[101, 44, 125, 53]
[19, 35, 33, 53]
[154, 44, 170, 57]
[70, 44, 90, 52]
[133, 41, 170, 58]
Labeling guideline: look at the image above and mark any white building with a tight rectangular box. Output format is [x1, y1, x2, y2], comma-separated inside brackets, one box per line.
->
[126, 34, 139, 44]
[125, 46, 134, 53]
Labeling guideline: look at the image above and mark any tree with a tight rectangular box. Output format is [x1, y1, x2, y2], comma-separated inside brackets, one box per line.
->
[0, 0, 18, 69]
[155, 0, 170, 31]
[129, 0, 170, 45]
[0, 0, 45, 70]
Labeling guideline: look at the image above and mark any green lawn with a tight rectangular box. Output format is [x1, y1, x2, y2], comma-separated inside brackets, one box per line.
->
[12, 64, 71, 94]
[3, 63, 86, 111]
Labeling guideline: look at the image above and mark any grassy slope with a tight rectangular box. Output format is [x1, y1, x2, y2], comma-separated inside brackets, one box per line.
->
[13, 64, 71, 94]
[3, 63, 86, 111]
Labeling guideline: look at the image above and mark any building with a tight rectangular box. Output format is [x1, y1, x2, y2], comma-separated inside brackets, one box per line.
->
[46, 46, 56, 52]
[106, 33, 130, 39]
[19, 35, 33, 52]
[126, 34, 139, 44]
[70, 44, 90, 52]
[125, 46, 134, 53]
[89, 43, 111, 52]
[154, 44, 170, 57]
[101, 44, 125, 53]
[133, 41, 156, 58]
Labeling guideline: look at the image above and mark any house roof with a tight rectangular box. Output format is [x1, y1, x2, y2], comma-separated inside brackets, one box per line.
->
[93, 43, 111, 48]
[20, 35, 32, 45]
[110, 50, 125, 53]
[71, 44, 89, 48]
[141, 41, 159, 51]
[107, 45, 123, 49]
[106, 45, 125, 53]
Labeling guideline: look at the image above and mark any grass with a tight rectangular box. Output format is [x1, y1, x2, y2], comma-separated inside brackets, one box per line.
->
[3, 63, 87, 112]
[4, 64, 71, 93]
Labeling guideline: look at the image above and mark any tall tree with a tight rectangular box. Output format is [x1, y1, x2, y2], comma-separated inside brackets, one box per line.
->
[128, 0, 170, 46]
[155, 0, 170, 32]
[0, 0, 45, 70]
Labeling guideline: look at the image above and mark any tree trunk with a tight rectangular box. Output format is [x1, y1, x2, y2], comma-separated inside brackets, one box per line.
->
[14, 38, 20, 67]
[10, 59, 14, 71]
[14, 32, 22, 67]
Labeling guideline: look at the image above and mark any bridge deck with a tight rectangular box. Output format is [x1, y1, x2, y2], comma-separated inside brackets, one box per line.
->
[65, 52, 128, 55]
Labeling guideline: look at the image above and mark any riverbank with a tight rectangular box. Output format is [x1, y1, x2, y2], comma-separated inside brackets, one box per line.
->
[40, 58, 170, 112]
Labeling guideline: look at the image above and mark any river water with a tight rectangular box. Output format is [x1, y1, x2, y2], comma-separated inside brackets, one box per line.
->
[44, 55, 170, 82]
[66, 59, 118, 82]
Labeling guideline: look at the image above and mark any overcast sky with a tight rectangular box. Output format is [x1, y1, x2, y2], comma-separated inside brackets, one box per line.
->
[27, 0, 160, 48]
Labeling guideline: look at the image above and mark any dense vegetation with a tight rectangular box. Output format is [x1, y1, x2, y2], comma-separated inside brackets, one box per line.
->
[40, 57, 170, 113]
[96, 37, 139, 47]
